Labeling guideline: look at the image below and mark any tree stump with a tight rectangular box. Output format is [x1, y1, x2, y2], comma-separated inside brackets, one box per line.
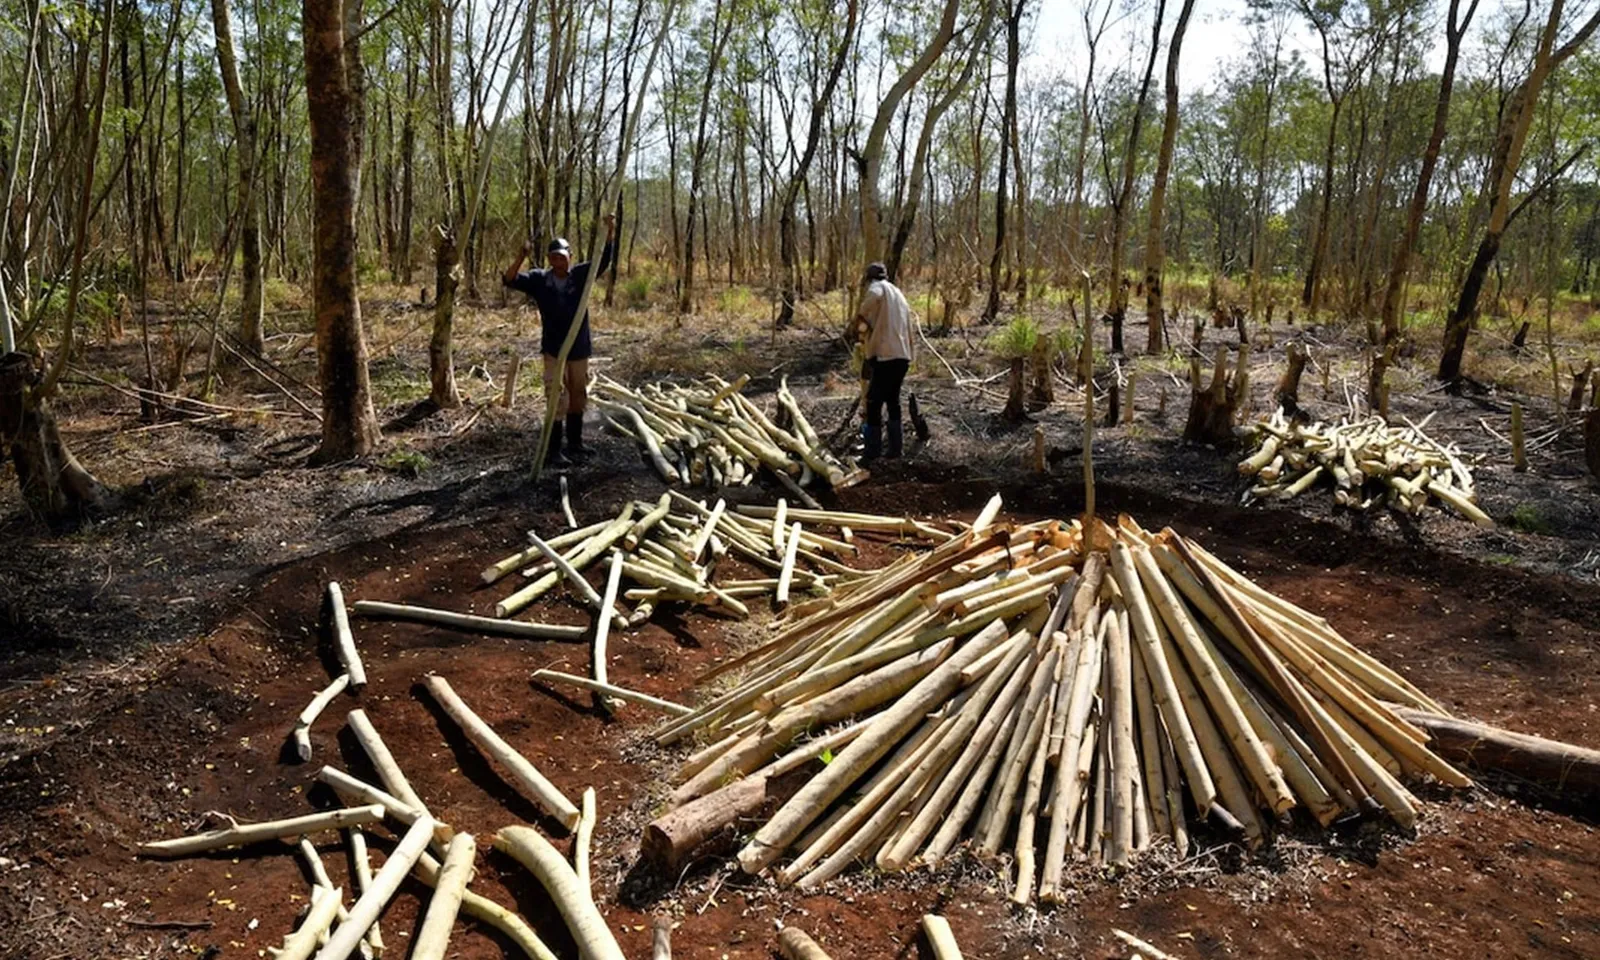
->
[1367, 340, 1398, 420]
[1002, 357, 1027, 422]
[1567, 359, 1593, 416]
[1274, 341, 1309, 418]
[1028, 337, 1054, 408]
[1182, 344, 1249, 447]
[1, 353, 109, 522]
[1586, 408, 1600, 482]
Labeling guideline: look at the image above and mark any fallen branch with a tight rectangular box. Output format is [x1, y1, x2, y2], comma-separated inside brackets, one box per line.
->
[921, 915, 964, 960]
[313, 814, 435, 960]
[531, 669, 692, 716]
[326, 582, 365, 689]
[411, 832, 476, 960]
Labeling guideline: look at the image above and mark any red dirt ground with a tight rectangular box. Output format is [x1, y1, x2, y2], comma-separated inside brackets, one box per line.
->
[1, 477, 1597, 959]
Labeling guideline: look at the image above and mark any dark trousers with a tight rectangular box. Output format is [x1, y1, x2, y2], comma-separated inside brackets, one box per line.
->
[864, 358, 909, 457]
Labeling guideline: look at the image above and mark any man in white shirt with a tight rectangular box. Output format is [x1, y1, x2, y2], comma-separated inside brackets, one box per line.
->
[853, 262, 914, 460]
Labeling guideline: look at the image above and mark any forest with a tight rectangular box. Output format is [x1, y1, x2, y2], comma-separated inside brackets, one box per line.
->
[1, 0, 1599, 958]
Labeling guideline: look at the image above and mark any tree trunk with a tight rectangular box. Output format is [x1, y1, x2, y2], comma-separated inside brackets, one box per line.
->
[677, 0, 731, 316]
[210, 0, 265, 355]
[1143, 0, 1196, 354]
[778, 0, 858, 326]
[304, 0, 379, 462]
[982, 0, 1024, 324]
[1586, 408, 1600, 481]
[1182, 346, 1248, 447]
[1106, 0, 1166, 353]
[431, 228, 462, 408]
[1002, 357, 1027, 423]
[1275, 341, 1308, 417]
[2, 353, 109, 522]
[856, 0, 961, 264]
[1439, 0, 1600, 383]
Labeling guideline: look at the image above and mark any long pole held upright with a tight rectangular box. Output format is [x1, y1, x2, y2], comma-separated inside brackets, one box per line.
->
[533, 0, 677, 481]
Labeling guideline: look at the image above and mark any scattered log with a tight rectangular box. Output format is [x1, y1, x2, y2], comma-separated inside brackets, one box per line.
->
[412, 832, 476, 960]
[777, 927, 833, 960]
[494, 826, 626, 960]
[139, 805, 386, 858]
[414, 852, 558, 960]
[1392, 707, 1600, 800]
[531, 669, 691, 716]
[423, 675, 581, 829]
[652, 916, 673, 960]
[326, 582, 365, 689]
[268, 884, 342, 960]
[921, 915, 964, 960]
[291, 674, 350, 762]
[352, 601, 586, 641]
[644, 775, 770, 873]
[1111, 928, 1181, 960]
[314, 815, 435, 960]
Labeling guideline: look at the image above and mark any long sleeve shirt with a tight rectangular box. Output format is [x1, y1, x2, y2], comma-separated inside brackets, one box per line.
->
[503, 241, 616, 358]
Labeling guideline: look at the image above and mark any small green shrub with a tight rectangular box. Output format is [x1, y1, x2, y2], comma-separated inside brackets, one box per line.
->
[1507, 503, 1552, 535]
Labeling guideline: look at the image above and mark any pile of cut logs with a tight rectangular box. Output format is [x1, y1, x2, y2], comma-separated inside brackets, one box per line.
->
[646, 499, 1470, 904]
[592, 374, 863, 500]
[1240, 411, 1491, 527]
[456, 493, 951, 631]
[138, 585, 631, 960]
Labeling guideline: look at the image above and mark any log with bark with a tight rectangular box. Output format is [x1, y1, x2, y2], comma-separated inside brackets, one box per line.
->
[644, 498, 1468, 902]
[1239, 410, 1490, 527]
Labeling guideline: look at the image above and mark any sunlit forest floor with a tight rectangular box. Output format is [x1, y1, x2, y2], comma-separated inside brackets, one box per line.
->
[1, 272, 1598, 958]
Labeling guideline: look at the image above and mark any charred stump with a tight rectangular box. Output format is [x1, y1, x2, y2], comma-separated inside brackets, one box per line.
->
[1, 353, 110, 522]
[1567, 359, 1593, 417]
[1511, 320, 1531, 354]
[1183, 344, 1249, 447]
[1274, 341, 1309, 418]
[1002, 357, 1027, 422]
[1367, 339, 1398, 421]
[1028, 337, 1054, 408]
[1587, 408, 1600, 482]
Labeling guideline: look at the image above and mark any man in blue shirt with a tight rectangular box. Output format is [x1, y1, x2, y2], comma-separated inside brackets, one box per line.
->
[502, 214, 617, 466]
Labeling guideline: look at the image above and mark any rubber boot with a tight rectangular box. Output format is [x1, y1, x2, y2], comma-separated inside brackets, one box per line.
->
[566, 412, 588, 463]
[861, 421, 882, 461]
[547, 420, 571, 469]
[886, 420, 903, 459]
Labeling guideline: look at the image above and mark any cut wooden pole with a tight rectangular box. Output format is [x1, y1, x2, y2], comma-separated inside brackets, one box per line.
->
[423, 674, 581, 829]
[922, 915, 964, 960]
[527, 530, 627, 631]
[592, 550, 626, 713]
[559, 475, 578, 529]
[494, 826, 627, 960]
[497, 508, 636, 617]
[269, 884, 342, 960]
[414, 852, 559, 960]
[1105, 613, 1136, 866]
[737, 622, 1010, 874]
[292, 674, 350, 762]
[311, 816, 433, 960]
[775, 520, 803, 605]
[411, 832, 476, 960]
[574, 788, 597, 889]
[532, 669, 692, 716]
[1110, 542, 1217, 815]
[652, 916, 673, 960]
[345, 826, 384, 958]
[777, 928, 833, 960]
[1112, 929, 1182, 960]
[971, 493, 1003, 534]
[326, 582, 365, 689]
[139, 805, 386, 858]
[345, 709, 429, 813]
[772, 498, 788, 554]
[352, 601, 586, 641]
[483, 519, 613, 585]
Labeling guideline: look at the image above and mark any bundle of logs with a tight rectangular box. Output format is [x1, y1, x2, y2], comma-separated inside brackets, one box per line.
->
[460, 492, 950, 630]
[645, 500, 1471, 905]
[1239, 410, 1492, 527]
[592, 374, 863, 501]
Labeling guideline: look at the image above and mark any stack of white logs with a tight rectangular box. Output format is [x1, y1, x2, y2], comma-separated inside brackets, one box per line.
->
[476, 492, 950, 625]
[593, 374, 862, 498]
[651, 500, 1469, 905]
[1241, 411, 1491, 527]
